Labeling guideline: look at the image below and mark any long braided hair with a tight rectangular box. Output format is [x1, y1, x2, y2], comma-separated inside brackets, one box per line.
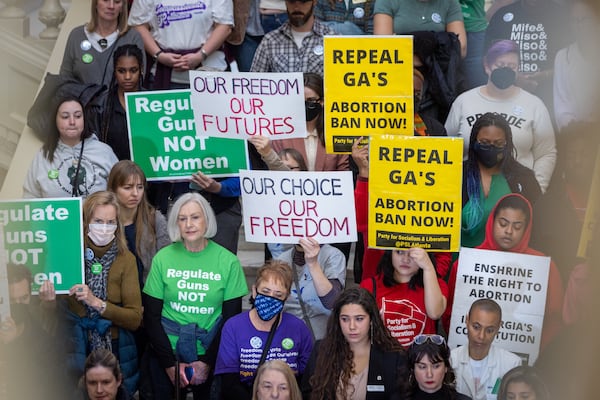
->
[463, 112, 516, 231]
[100, 44, 144, 144]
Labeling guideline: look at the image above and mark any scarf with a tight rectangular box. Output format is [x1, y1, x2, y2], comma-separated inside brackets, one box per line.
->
[414, 113, 427, 136]
[84, 240, 119, 351]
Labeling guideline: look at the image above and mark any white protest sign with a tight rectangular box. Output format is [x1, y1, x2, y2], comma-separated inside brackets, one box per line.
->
[190, 71, 307, 140]
[240, 170, 357, 244]
[448, 247, 550, 365]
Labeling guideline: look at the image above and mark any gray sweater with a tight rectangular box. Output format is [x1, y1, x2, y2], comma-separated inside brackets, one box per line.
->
[23, 134, 118, 198]
[59, 25, 145, 86]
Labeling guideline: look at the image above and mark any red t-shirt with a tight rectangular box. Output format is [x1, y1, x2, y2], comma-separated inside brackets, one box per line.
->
[361, 274, 448, 347]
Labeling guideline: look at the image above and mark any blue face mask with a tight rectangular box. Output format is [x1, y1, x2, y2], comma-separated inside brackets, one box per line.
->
[254, 293, 284, 321]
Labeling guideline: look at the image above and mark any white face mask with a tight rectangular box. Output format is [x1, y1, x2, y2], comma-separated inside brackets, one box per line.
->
[87, 223, 118, 246]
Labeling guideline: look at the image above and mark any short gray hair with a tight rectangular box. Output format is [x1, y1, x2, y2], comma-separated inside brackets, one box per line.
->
[167, 193, 218, 241]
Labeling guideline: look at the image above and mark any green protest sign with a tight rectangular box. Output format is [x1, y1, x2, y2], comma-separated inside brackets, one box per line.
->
[0, 226, 9, 320]
[126, 89, 250, 180]
[0, 198, 84, 294]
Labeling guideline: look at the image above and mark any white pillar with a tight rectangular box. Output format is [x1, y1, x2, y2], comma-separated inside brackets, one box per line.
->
[0, 0, 26, 18]
[38, 0, 66, 39]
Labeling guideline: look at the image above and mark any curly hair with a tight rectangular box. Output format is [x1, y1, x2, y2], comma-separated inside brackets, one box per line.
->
[309, 287, 403, 399]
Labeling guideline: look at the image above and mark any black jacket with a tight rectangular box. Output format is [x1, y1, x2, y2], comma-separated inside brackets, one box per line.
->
[461, 160, 542, 207]
[301, 341, 408, 400]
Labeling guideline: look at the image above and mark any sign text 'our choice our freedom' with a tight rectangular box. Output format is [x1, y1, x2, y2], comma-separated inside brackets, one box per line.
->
[190, 71, 306, 139]
[240, 170, 357, 244]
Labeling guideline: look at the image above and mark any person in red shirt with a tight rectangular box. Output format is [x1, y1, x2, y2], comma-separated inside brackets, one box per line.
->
[360, 247, 448, 347]
[445, 193, 564, 350]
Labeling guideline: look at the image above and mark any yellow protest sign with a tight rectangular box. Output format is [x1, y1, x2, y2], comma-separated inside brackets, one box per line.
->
[577, 145, 600, 258]
[367, 135, 463, 251]
[324, 36, 414, 153]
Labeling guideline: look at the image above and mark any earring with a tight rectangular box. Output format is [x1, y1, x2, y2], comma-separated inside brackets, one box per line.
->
[370, 322, 374, 345]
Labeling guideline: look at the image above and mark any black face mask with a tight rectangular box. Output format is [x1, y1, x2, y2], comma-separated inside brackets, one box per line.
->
[474, 142, 505, 168]
[10, 303, 30, 325]
[490, 67, 516, 90]
[305, 101, 322, 121]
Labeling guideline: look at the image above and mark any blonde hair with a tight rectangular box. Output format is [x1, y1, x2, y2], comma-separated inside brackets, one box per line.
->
[83, 190, 128, 254]
[252, 360, 302, 400]
[87, 0, 129, 35]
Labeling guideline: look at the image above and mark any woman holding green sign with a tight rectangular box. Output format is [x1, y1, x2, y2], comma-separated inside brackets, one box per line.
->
[66, 190, 142, 395]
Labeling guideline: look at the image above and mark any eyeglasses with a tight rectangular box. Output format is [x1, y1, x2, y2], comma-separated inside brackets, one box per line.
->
[476, 140, 506, 150]
[413, 334, 446, 345]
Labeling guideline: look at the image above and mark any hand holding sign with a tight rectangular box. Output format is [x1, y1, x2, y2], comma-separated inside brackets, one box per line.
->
[351, 137, 369, 178]
[299, 237, 321, 266]
[190, 172, 221, 193]
[248, 136, 274, 158]
[70, 284, 102, 310]
[39, 280, 56, 302]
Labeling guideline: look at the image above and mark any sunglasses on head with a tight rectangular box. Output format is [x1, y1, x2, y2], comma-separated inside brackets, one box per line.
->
[413, 334, 445, 346]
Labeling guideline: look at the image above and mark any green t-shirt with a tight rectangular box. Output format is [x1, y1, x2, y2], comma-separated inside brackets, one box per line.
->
[374, 0, 464, 34]
[144, 240, 248, 354]
[459, 0, 487, 32]
[461, 174, 510, 248]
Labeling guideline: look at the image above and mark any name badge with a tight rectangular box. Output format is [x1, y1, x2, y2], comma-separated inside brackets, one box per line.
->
[353, 0, 367, 4]
[367, 384, 385, 392]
